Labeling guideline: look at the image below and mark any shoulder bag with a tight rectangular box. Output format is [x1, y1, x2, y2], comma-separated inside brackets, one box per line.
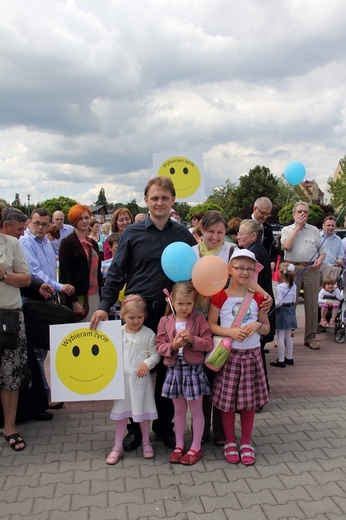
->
[204, 289, 254, 372]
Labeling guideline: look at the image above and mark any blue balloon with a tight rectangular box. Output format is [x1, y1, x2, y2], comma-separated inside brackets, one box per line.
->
[161, 242, 197, 282]
[284, 161, 306, 186]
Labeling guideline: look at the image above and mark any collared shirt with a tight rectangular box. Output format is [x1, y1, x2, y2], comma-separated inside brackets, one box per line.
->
[19, 229, 63, 292]
[0, 234, 31, 309]
[320, 231, 344, 266]
[99, 215, 196, 312]
[51, 223, 74, 256]
[281, 223, 325, 263]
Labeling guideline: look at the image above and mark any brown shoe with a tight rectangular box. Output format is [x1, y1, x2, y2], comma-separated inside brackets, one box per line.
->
[304, 341, 320, 350]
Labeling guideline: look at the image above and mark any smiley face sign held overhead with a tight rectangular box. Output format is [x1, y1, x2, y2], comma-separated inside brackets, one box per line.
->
[158, 156, 201, 198]
[55, 328, 118, 395]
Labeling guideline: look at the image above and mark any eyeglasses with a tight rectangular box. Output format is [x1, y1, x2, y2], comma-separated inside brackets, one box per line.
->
[231, 266, 255, 273]
[237, 231, 250, 236]
[32, 221, 49, 228]
[296, 210, 309, 214]
[257, 208, 271, 217]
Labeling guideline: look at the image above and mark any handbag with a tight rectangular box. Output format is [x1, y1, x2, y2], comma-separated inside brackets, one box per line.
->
[22, 296, 75, 350]
[272, 255, 281, 282]
[204, 289, 254, 372]
[0, 308, 20, 350]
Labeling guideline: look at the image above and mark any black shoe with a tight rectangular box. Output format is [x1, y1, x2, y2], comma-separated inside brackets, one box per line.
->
[256, 406, 264, 413]
[48, 400, 64, 410]
[123, 431, 142, 452]
[32, 411, 53, 421]
[270, 359, 286, 368]
[285, 358, 294, 365]
[162, 431, 176, 450]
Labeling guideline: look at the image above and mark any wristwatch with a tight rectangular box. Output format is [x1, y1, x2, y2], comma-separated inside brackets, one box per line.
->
[0, 270, 7, 281]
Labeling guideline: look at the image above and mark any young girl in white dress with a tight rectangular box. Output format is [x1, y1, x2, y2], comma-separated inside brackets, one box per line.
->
[106, 295, 160, 465]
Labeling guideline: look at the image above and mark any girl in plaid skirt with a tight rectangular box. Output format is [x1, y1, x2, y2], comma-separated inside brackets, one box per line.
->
[156, 282, 213, 466]
[208, 249, 269, 466]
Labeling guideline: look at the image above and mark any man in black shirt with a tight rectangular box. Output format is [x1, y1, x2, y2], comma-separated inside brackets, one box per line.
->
[90, 177, 196, 450]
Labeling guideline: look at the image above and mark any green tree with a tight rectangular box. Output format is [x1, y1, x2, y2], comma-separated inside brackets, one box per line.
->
[94, 187, 108, 206]
[327, 155, 346, 210]
[187, 202, 224, 221]
[275, 178, 302, 207]
[278, 202, 324, 227]
[173, 202, 191, 223]
[39, 196, 78, 219]
[125, 199, 140, 217]
[206, 179, 236, 219]
[231, 165, 280, 215]
[0, 198, 9, 206]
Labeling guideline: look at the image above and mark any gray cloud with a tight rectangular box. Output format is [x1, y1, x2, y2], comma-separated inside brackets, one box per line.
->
[0, 0, 345, 206]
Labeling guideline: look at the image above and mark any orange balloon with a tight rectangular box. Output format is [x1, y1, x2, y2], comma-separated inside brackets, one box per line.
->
[192, 256, 229, 296]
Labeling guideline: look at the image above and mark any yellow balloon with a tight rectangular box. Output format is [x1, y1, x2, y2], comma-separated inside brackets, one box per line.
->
[118, 284, 126, 303]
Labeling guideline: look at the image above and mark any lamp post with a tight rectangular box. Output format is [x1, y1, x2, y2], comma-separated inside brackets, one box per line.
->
[27, 193, 31, 216]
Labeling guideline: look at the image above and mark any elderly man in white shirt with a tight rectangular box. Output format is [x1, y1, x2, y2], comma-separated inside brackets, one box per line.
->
[281, 202, 325, 350]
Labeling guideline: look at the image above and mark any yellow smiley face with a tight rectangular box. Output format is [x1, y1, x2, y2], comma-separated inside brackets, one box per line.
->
[158, 156, 201, 198]
[55, 328, 118, 394]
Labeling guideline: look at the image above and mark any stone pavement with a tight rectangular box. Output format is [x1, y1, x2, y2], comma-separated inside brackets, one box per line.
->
[1, 302, 346, 520]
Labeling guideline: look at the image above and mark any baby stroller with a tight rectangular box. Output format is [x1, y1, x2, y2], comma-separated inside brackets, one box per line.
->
[335, 268, 346, 343]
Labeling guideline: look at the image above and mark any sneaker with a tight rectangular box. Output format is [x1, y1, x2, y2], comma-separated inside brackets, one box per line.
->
[285, 358, 294, 365]
[270, 359, 286, 368]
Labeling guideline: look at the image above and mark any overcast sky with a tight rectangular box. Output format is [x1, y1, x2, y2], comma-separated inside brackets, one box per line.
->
[1, 0, 345, 208]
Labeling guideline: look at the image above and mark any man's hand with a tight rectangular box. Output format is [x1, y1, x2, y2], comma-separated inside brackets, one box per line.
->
[89, 310, 108, 330]
[39, 283, 54, 299]
[62, 284, 75, 296]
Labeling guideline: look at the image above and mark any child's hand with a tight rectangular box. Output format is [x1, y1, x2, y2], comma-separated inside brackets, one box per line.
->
[229, 327, 249, 342]
[242, 322, 260, 337]
[136, 362, 149, 378]
[172, 334, 186, 351]
[177, 330, 193, 345]
[327, 300, 334, 306]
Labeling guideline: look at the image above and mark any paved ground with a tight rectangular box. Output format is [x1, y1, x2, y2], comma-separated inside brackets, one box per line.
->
[1, 301, 346, 520]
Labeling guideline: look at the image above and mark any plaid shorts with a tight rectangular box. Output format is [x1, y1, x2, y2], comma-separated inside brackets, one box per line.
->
[212, 347, 268, 411]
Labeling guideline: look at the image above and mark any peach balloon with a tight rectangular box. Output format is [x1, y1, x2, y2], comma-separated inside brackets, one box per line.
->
[192, 256, 229, 296]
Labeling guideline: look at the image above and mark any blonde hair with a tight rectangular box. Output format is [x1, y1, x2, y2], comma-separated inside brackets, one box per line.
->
[165, 281, 197, 315]
[120, 294, 147, 320]
[278, 261, 295, 287]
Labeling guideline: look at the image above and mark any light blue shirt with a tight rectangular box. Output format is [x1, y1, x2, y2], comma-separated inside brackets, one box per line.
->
[320, 232, 344, 266]
[51, 223, 74, 256]
[19, 229, 63, 292]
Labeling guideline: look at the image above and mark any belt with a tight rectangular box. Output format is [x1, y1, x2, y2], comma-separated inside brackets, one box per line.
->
[281, 302, 294, 307]
[146, 300, 166, 310]
[291, 262, 310, 266]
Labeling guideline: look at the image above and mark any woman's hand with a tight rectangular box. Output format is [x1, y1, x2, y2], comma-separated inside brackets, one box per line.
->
[260, 293, 273, 311]
[137, 362, 149, 378]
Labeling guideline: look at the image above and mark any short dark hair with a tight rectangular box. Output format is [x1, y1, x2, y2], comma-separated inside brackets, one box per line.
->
[31, 207, 51, 219]
[323, 215, 336, 224]
[144, 177, 176, 197]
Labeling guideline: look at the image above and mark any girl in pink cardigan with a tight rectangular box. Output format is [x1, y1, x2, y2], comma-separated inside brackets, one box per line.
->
[156, 281, 213, 466]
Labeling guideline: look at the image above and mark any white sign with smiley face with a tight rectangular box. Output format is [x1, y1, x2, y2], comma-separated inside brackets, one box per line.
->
[50, 321, 124, 401]
[153, 152, 206, 202]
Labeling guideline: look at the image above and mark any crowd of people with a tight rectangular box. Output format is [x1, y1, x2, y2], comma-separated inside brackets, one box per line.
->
[0, 181, 338, 466]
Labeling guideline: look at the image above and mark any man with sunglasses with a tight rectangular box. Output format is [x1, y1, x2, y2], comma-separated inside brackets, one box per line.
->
[252, 197, 276, 260]
[281, 202, 325, 350]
